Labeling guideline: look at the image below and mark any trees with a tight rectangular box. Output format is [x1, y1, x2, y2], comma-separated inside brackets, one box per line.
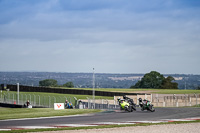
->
[130, 71, 178, 89]
[39, 79, 74, 88]
[131, 71, 165, 89]
[161, 76, 178, 89]
[63, 82, 74, 88]
[39, 79, 58, 87]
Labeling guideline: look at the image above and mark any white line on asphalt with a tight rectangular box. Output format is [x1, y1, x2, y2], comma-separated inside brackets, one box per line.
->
[96, 122, 136, 125]
[55, 124, 98, 127]
[126, 121, 167, 123]
[13, 126, 57, 129]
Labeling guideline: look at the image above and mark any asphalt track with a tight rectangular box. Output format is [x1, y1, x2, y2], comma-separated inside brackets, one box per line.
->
[0, 107, 200, 128]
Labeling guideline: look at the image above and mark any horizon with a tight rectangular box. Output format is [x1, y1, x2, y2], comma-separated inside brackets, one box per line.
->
[0, 71, 199, 75]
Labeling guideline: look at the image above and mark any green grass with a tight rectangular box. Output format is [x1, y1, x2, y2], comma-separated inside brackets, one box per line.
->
[1, 119, 200, 133]
[2, 91, 113, 100]
[0, 108, 102, 120]
[193, 104, 200, 107]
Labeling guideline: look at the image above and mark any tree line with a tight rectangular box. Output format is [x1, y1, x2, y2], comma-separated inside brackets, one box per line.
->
[39, 79, 74, 88]
[39, 71, 178, 89]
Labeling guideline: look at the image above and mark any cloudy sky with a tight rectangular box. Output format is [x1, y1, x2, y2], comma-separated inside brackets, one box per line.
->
[0, 0, 200, 74]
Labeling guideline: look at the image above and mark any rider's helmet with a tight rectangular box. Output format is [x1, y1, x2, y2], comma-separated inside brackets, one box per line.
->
[123, 95, 126, 99]
[117, 97, 121, 101]
[138, 98, 142, 102]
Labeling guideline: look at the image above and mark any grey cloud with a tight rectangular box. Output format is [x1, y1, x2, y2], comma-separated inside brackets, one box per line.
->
[0, 0, 200, 74]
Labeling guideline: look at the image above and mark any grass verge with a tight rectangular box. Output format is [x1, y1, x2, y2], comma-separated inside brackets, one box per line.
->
[0, 108, 102, 120]
[193, 104, 200, 107]
[1, 120, 200, 133]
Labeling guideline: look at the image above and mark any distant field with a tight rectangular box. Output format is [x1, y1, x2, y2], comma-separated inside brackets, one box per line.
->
[58, 87, 134, 92]
[151, 89, 200, 94]
[59, 87, 200, 94]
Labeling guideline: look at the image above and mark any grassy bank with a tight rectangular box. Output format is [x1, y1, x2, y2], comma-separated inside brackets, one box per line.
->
[0, 108, 101, 120]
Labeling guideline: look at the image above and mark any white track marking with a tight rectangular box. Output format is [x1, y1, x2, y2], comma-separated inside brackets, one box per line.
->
[0, 129, 11, 131]
[126, 120, 167, 123]
[162, 119, 194, 122]
[13, 126, 56, 129]
[96, 122, 136, 125]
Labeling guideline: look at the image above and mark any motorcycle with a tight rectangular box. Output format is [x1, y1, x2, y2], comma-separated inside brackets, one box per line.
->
[118, 96, 136, 112]
[138, 98, 155, 112]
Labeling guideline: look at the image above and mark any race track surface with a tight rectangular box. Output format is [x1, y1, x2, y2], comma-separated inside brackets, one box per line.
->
[0, 107, 200, 128]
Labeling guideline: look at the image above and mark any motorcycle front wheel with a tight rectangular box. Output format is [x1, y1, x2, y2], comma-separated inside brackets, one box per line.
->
[149, 105, 155, 112]
[125, 106, 131, 112]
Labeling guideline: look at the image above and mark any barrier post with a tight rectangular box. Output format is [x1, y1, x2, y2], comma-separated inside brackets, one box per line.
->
[0, 90, 2, 102]
[163, 97, 165, 107]
[33, 94, 36, 106]
[17, 83, 19, 104]
[38, 95, 40, 106]
[156, 94, 158, 107]
[184, 94, 187, 106]
[173, 94, 176, 107]
[49, 96, 51, 108]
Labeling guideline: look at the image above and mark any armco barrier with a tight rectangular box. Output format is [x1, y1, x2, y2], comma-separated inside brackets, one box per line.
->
[0, 84, 4, 90]
[0, 103, 48, 108]
[6, 84, 140, 97]
[0, 103, 23, 108]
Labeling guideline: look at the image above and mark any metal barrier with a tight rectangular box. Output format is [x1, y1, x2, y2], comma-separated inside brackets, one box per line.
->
[0, 91, 76, 108]
[81, 98, 120, 109]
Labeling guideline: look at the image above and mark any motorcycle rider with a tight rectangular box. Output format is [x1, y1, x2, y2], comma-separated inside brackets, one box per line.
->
[123, 95, 136, 111]
[65, 100, 69, 108]
[65, 100, 73, 109]
[143, 98, 151, 105]
[123, 95, 135, 106]
[26, 100, 30, 107]
[139, 98, 149, 106]
[139, 98, 144, 108]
